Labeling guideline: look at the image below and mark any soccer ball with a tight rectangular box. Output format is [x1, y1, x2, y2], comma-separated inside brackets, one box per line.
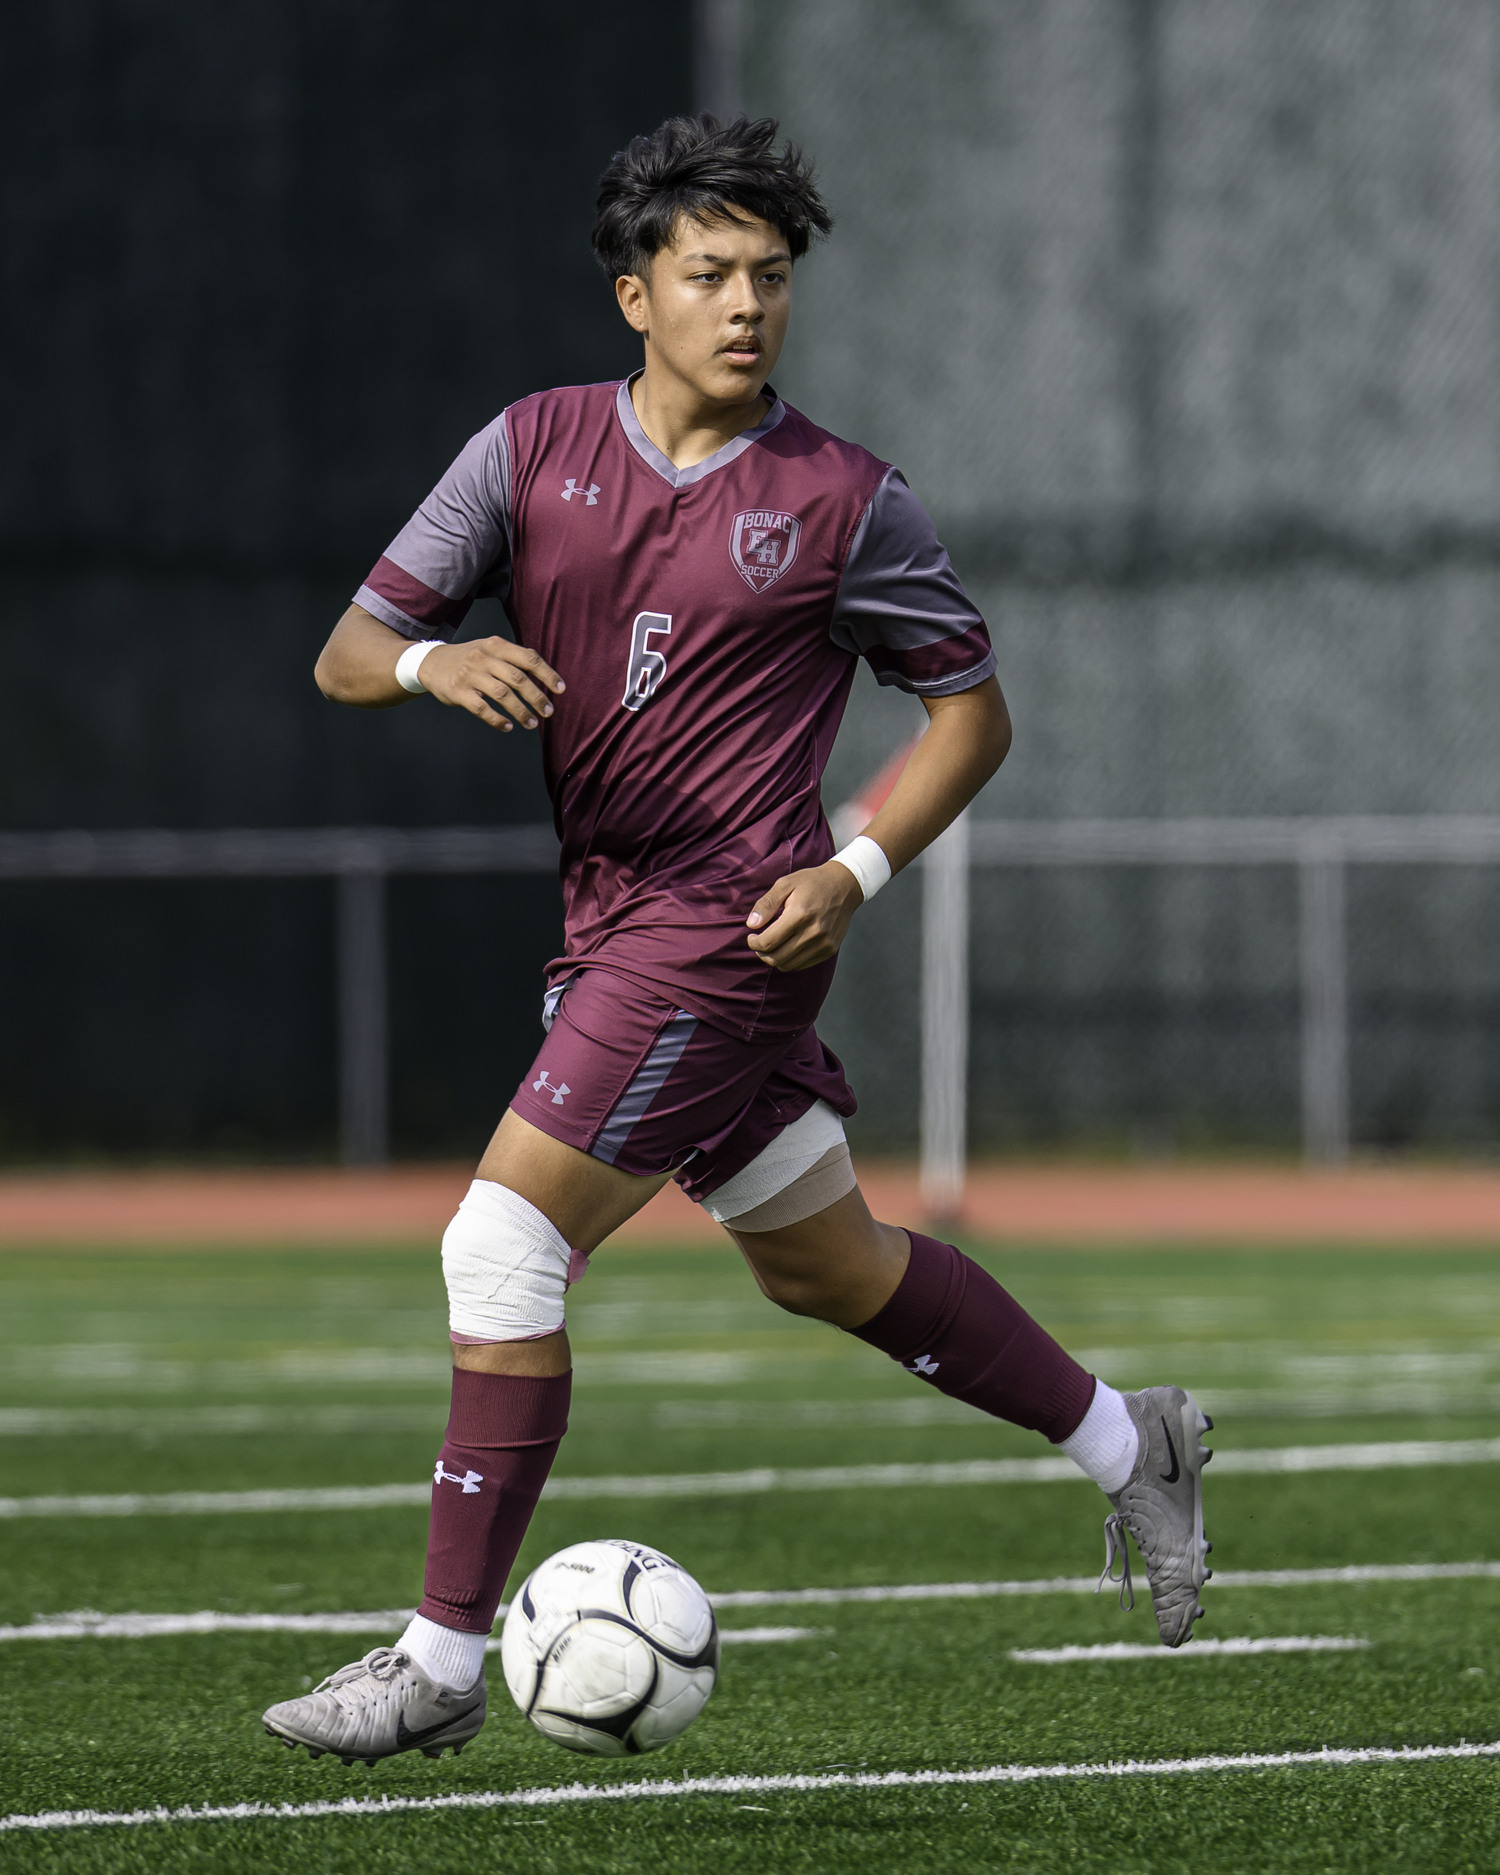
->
[500, 1539, 720, 1757]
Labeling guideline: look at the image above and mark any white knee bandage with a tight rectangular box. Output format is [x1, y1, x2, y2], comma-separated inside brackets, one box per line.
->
[442, 1180, 573, 1342]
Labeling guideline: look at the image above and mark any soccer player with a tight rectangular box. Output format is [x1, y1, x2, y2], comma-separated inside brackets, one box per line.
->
[263, 116, 1211, 1766]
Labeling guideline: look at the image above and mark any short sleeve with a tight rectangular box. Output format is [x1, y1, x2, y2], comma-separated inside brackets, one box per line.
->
[828, 468, 996, 695]
[353, 414, 513, 642]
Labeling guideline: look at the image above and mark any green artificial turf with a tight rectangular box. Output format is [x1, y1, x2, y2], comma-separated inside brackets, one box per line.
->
[2, 1240, 1500, 1871]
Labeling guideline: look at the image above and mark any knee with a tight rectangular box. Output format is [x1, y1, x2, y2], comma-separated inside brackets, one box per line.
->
[443, 1180, 573, 1342]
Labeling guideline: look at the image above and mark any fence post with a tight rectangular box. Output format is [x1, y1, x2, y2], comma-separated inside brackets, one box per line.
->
[921, 811, 970, 1221]
[337, 864, 389, 1166]
[1299, 845, 1349, 1164]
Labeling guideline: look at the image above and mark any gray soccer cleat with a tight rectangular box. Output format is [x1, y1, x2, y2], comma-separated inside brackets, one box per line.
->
[1097, 1385, 1214, 1648]
[262, 1647, 486, 1765]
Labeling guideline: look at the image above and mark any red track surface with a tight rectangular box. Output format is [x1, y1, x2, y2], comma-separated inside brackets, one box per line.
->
[1, 1162, 1498, 1247]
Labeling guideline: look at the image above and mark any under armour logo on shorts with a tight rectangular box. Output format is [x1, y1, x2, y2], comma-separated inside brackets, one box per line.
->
[434, 1461, 483, 1494]
[532, 1070, 571, 1106]
[561, 479, 600, 505]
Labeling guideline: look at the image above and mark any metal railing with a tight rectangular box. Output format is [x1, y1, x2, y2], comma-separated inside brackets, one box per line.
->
[4, 817, 1496, 1178]
[919, 815, 1500, 1214]
[0, 826, 558, 1165]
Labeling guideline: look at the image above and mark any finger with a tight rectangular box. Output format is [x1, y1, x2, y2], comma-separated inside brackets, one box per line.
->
[760, 931, 830, 972]
[747, 904, 813, 956]
[746, 877, 796, 930]
[478, 682, 541, 730]
[498, 642, 567, 695]
[487, 665, 556, 718]
[462, 690, 514, 733]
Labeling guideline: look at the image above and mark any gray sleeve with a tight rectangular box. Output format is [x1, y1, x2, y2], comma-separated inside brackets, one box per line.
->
[353, 413, 513, 640]
[829, 468, 997, 695]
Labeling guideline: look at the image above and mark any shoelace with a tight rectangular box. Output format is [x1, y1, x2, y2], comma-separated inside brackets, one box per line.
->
[313, 1647, 409, 1706]
[1096, 1511, 1135, 1612]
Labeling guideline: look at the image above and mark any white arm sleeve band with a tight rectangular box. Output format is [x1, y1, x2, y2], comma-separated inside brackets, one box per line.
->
[395, 640, 446, 694]
[831, 833, 892, 903]
[442, 1180, 573, 1341]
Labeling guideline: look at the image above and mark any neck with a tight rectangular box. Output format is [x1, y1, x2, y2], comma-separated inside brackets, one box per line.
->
[630, 358, 769, 470]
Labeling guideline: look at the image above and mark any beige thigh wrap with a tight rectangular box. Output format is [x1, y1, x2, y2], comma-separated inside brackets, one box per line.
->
[719, 1142, 857, 1234]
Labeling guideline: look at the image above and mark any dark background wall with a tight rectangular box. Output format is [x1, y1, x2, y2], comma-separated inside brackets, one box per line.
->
[1, 2, 692, 1160]
[764, 1, 1500, 1157]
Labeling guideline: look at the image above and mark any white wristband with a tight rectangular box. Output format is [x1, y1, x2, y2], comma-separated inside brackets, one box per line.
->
[394, 640, 445, 695]
[831, 834, 892, 903]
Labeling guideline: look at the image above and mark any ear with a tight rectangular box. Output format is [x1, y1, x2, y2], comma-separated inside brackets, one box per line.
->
[615, 273, 650, 335]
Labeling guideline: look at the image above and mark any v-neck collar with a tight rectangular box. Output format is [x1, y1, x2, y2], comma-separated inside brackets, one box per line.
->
[615, 372, 786, 490]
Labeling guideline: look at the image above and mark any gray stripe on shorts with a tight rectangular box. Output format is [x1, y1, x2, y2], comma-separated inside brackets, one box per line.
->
[592, 1012, 699, 1166]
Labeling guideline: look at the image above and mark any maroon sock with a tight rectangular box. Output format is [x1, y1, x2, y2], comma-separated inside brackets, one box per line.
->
[418, 1367, 571, 1634]
[850, 1233, 1094, 1442]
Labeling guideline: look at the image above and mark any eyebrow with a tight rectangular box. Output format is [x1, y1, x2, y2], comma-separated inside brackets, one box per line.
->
[682, 250, 792, 268]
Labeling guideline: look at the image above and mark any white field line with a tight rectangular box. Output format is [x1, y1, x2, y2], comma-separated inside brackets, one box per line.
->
[6, 1741, 1500, 1834]
[0, 1407, 443, 1438]
[3, 1561, 1496, 1645]
[4, 1437, 1500, 1520]
[0, 1609, 820, 1646]
[713, 1626, 828, 1644]
[710, 1559, 1500, 1608]
[1011, 1635, 1370, 1664]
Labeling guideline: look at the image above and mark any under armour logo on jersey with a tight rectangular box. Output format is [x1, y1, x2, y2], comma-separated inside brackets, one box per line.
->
[434, 1461, 483, 1494]
[532, 1070, 571, 1105]
[561, 478, 600, 506]
[905, 1354, 940, 1377]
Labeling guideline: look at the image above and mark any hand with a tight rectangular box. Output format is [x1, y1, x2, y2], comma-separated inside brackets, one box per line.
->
[415, 637, 566, 731]
[745, 860, 865, 972]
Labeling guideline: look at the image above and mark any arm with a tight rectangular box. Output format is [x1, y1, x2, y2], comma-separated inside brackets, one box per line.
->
[315, 604, 565, 732]
[746, 674, 1011, 971]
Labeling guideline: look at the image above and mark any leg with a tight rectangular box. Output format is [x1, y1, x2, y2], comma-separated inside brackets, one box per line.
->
[732, 1186, 1212, 1646]
[414, 1113, 665, 1632]
[731, 1188, 1094, 1439]
[448, 1107, 674, 1380]
[265, 969, 802, 1761]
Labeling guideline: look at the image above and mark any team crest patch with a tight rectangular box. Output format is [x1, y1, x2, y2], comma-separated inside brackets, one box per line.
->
[730, 510, 801, 593]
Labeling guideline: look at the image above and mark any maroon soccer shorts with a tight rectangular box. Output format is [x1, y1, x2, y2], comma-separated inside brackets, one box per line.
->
[507, 968, 856, 1203]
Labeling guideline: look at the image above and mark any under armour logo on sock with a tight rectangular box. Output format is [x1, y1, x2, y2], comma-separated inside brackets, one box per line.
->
[531, 1070, 571, 1105]
[561, 478, 600, 505]
[434, 1461, 484, 1494]
[905, 1354, 940, 1377]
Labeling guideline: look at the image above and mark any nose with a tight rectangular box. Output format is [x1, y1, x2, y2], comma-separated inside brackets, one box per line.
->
[729, 276, 765, 322]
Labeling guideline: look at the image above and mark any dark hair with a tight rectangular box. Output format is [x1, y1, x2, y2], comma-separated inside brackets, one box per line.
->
[593, 114, 832, 280]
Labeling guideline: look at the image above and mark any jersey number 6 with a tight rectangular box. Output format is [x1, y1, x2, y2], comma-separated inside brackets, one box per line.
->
[621, 611, 672, 713]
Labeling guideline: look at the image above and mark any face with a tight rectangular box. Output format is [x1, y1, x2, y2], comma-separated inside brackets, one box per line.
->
[615, 209, 792, 407]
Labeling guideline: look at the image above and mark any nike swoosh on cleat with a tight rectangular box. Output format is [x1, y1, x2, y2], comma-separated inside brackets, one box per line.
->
[395, 1702, 480, 1751]
[1158, 1416, 1181, 1484]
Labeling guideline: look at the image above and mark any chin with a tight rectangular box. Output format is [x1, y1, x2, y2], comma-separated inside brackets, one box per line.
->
[704, 365, 767, 402]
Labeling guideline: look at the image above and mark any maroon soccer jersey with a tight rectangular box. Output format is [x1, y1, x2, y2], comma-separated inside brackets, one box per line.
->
[357, 378, 994, 1038]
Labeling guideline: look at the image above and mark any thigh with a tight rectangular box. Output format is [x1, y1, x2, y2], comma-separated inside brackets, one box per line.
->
[476, 1109, 668, 1255]
[674, 1023, 857, 1206]
[495, 969, 790, 1245]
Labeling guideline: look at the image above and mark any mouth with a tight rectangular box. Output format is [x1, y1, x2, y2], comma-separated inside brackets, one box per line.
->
[720, 339, 763, 364]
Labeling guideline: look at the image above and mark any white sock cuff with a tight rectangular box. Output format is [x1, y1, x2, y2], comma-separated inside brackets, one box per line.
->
[1058, 1380, 1141, 1496]
[397, 1613, 488, 1694]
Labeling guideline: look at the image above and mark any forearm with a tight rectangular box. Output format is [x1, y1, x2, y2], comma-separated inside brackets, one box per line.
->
[314, 605, 420, 708]
[857, 677, 1011, 875]
[745, 677, 1009, 972]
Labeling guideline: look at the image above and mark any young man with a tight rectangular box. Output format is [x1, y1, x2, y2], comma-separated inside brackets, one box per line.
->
[263, 116, 1211, 1766]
